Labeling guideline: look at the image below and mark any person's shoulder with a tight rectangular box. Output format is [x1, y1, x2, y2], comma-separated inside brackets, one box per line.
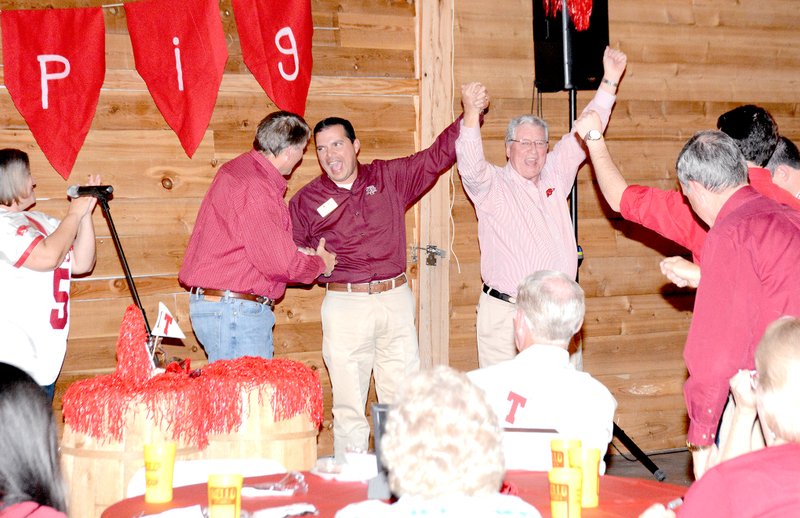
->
[334, 499, 394, 518]
[290, 175, 327, 203]
[466, 360, 515, 387]
[0, 502, 67, 518]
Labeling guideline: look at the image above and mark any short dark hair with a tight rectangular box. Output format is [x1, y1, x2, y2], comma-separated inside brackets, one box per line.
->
[252, 111, 310, 156]
[0, 149, 31, 207]
[0, 363, 67, 513]
[716, 105, 779, 167]
[313, 117, 357, 143]
[766, 136, 800, 175]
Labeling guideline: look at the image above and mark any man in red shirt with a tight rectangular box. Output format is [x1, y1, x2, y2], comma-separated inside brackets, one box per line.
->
[179, 111, 335, 362]
[590, 105, 796, 264]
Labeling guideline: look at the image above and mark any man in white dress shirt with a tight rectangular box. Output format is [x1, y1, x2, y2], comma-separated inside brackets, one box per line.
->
[468, 270, 616, 472]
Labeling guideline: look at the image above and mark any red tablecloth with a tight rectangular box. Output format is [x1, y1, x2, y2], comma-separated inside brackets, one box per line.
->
[101, 470, 686, 517]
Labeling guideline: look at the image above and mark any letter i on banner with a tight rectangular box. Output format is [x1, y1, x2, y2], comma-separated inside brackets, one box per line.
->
[231, 0, 313, 115]
[1, 8, 105, 179]
[125, 0, 228, 158]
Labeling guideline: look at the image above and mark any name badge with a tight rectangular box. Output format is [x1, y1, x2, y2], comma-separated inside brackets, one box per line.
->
[316, 198, 339, 218]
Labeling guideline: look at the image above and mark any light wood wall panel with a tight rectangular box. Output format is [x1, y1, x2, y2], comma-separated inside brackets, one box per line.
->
[0, 0, 420, 459]
[451, 0, 800, 455]
[4, 0, 798, 463]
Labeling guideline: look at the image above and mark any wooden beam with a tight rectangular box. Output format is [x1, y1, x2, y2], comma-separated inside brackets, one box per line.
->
[416, 0, 454, 368]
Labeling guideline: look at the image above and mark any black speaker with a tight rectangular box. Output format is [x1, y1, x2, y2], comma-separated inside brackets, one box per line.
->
[533, 0, 609, 92]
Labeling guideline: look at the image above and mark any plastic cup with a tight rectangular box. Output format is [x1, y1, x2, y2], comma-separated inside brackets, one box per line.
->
[549, 467, 582, 518]
[550, 438, 582, 468]
[569, 446, 601, 508]
[143, 442, 176, 504]
[207, 473, 243, 518]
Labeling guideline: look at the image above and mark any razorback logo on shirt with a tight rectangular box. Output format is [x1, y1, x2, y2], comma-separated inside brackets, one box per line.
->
[546, 188, 555, 197]
[16, 225, 30, 236]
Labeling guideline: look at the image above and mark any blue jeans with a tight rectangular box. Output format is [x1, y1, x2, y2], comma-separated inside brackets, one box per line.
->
[189, 293, 275, 362]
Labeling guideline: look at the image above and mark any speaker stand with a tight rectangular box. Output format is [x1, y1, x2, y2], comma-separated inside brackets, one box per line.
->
[613, 423, 667, 482]
[563, 89, 665, 482]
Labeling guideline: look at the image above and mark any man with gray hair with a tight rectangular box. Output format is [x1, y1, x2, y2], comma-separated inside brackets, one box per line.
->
[468, 270, 616, 472]
[666, 130, 800, 476]
[180, 111, 336, 362]
[456, 47, 627, 368]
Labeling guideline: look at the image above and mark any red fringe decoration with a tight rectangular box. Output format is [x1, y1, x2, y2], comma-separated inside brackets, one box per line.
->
[114, 304, 152, 384]
[62, 304, 323, 448]
[542, 0, 593, 31]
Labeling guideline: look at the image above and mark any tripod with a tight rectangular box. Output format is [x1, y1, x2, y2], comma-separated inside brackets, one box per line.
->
[96, 193, 152, 338]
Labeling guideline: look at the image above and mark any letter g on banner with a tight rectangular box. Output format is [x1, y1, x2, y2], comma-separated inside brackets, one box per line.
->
[275, 27, 299, 81]
[1, 7, 105, 179]
[232, 0, 313, 115]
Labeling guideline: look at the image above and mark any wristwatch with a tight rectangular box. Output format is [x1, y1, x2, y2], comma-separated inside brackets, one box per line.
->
[686, 441, 712, 453]
[584, 129, 603, 141]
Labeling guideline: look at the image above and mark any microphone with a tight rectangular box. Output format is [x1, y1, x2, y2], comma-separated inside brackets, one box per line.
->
[67, 185, 114, 199]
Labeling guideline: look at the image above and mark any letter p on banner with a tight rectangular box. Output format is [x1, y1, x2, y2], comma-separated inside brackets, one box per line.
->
[1, 8, 105, 179]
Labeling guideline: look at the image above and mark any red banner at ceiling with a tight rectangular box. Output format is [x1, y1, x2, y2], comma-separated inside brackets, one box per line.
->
[124, 0, 228, 158]
[1, 7, 105, 179]
[232, 0, 313, 115]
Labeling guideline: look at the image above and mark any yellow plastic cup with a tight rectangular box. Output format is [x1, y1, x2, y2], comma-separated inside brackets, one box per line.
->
[207, 473, 243, 518]
[569, 447, 601, 508]
[550, 438, 582, 468]
[549, 467, 582, 518]
[143, 442, 176, 504]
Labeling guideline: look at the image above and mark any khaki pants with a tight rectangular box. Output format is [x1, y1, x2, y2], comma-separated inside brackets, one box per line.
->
[321, 284, 420, 460]
[476, 291, 517, 368]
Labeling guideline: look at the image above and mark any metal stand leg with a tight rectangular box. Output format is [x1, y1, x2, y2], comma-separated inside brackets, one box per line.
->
[613, 423, 667, 481]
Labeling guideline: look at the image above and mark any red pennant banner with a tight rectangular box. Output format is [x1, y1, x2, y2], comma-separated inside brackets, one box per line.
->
[232, 0, 313, 115]
[125, 0, 227, 157]
[1, 8, 105, 179]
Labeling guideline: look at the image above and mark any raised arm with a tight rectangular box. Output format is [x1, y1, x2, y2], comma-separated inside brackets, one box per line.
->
[461, 82, 489, 129]
[598, 46, 627, 97]
[574, 110, 628, 212]
[23, 175, 100, 273]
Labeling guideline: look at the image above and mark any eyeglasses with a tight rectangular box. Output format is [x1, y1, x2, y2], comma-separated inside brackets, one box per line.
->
[508, 139, 548, 149]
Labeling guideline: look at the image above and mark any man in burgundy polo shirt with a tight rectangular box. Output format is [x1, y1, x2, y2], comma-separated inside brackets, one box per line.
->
[289, 97, 483, 459]
[180, 111, 335, 363]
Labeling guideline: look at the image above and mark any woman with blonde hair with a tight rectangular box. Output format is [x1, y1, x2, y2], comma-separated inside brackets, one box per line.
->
[336, 366, 541, 517]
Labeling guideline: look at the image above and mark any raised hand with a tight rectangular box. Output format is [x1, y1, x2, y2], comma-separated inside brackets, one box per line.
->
[602, 46, 627, 87]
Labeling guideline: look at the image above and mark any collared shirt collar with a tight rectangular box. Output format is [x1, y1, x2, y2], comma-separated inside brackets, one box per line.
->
[248, 149, 288, 195]
[516, 343, 571, 366]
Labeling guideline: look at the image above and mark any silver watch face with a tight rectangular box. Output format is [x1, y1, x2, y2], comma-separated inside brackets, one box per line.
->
[586, 129, 602, 141]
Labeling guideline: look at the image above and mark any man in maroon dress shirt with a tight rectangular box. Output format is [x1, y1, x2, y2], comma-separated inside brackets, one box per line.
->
[289, 97, 484, 459]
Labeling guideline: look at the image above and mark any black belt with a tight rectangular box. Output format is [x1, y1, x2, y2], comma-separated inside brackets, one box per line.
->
[482, 283, 516, 304]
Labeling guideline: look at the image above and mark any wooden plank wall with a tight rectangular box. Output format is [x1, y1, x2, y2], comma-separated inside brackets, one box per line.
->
[2, 0, 798, 461]
[451, 0, 800, 451]
[0, 0, 418, 457]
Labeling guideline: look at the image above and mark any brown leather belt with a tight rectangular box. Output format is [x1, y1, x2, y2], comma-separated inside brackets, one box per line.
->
[190, 287, 274, 307]
[326, 273, 407, 294]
